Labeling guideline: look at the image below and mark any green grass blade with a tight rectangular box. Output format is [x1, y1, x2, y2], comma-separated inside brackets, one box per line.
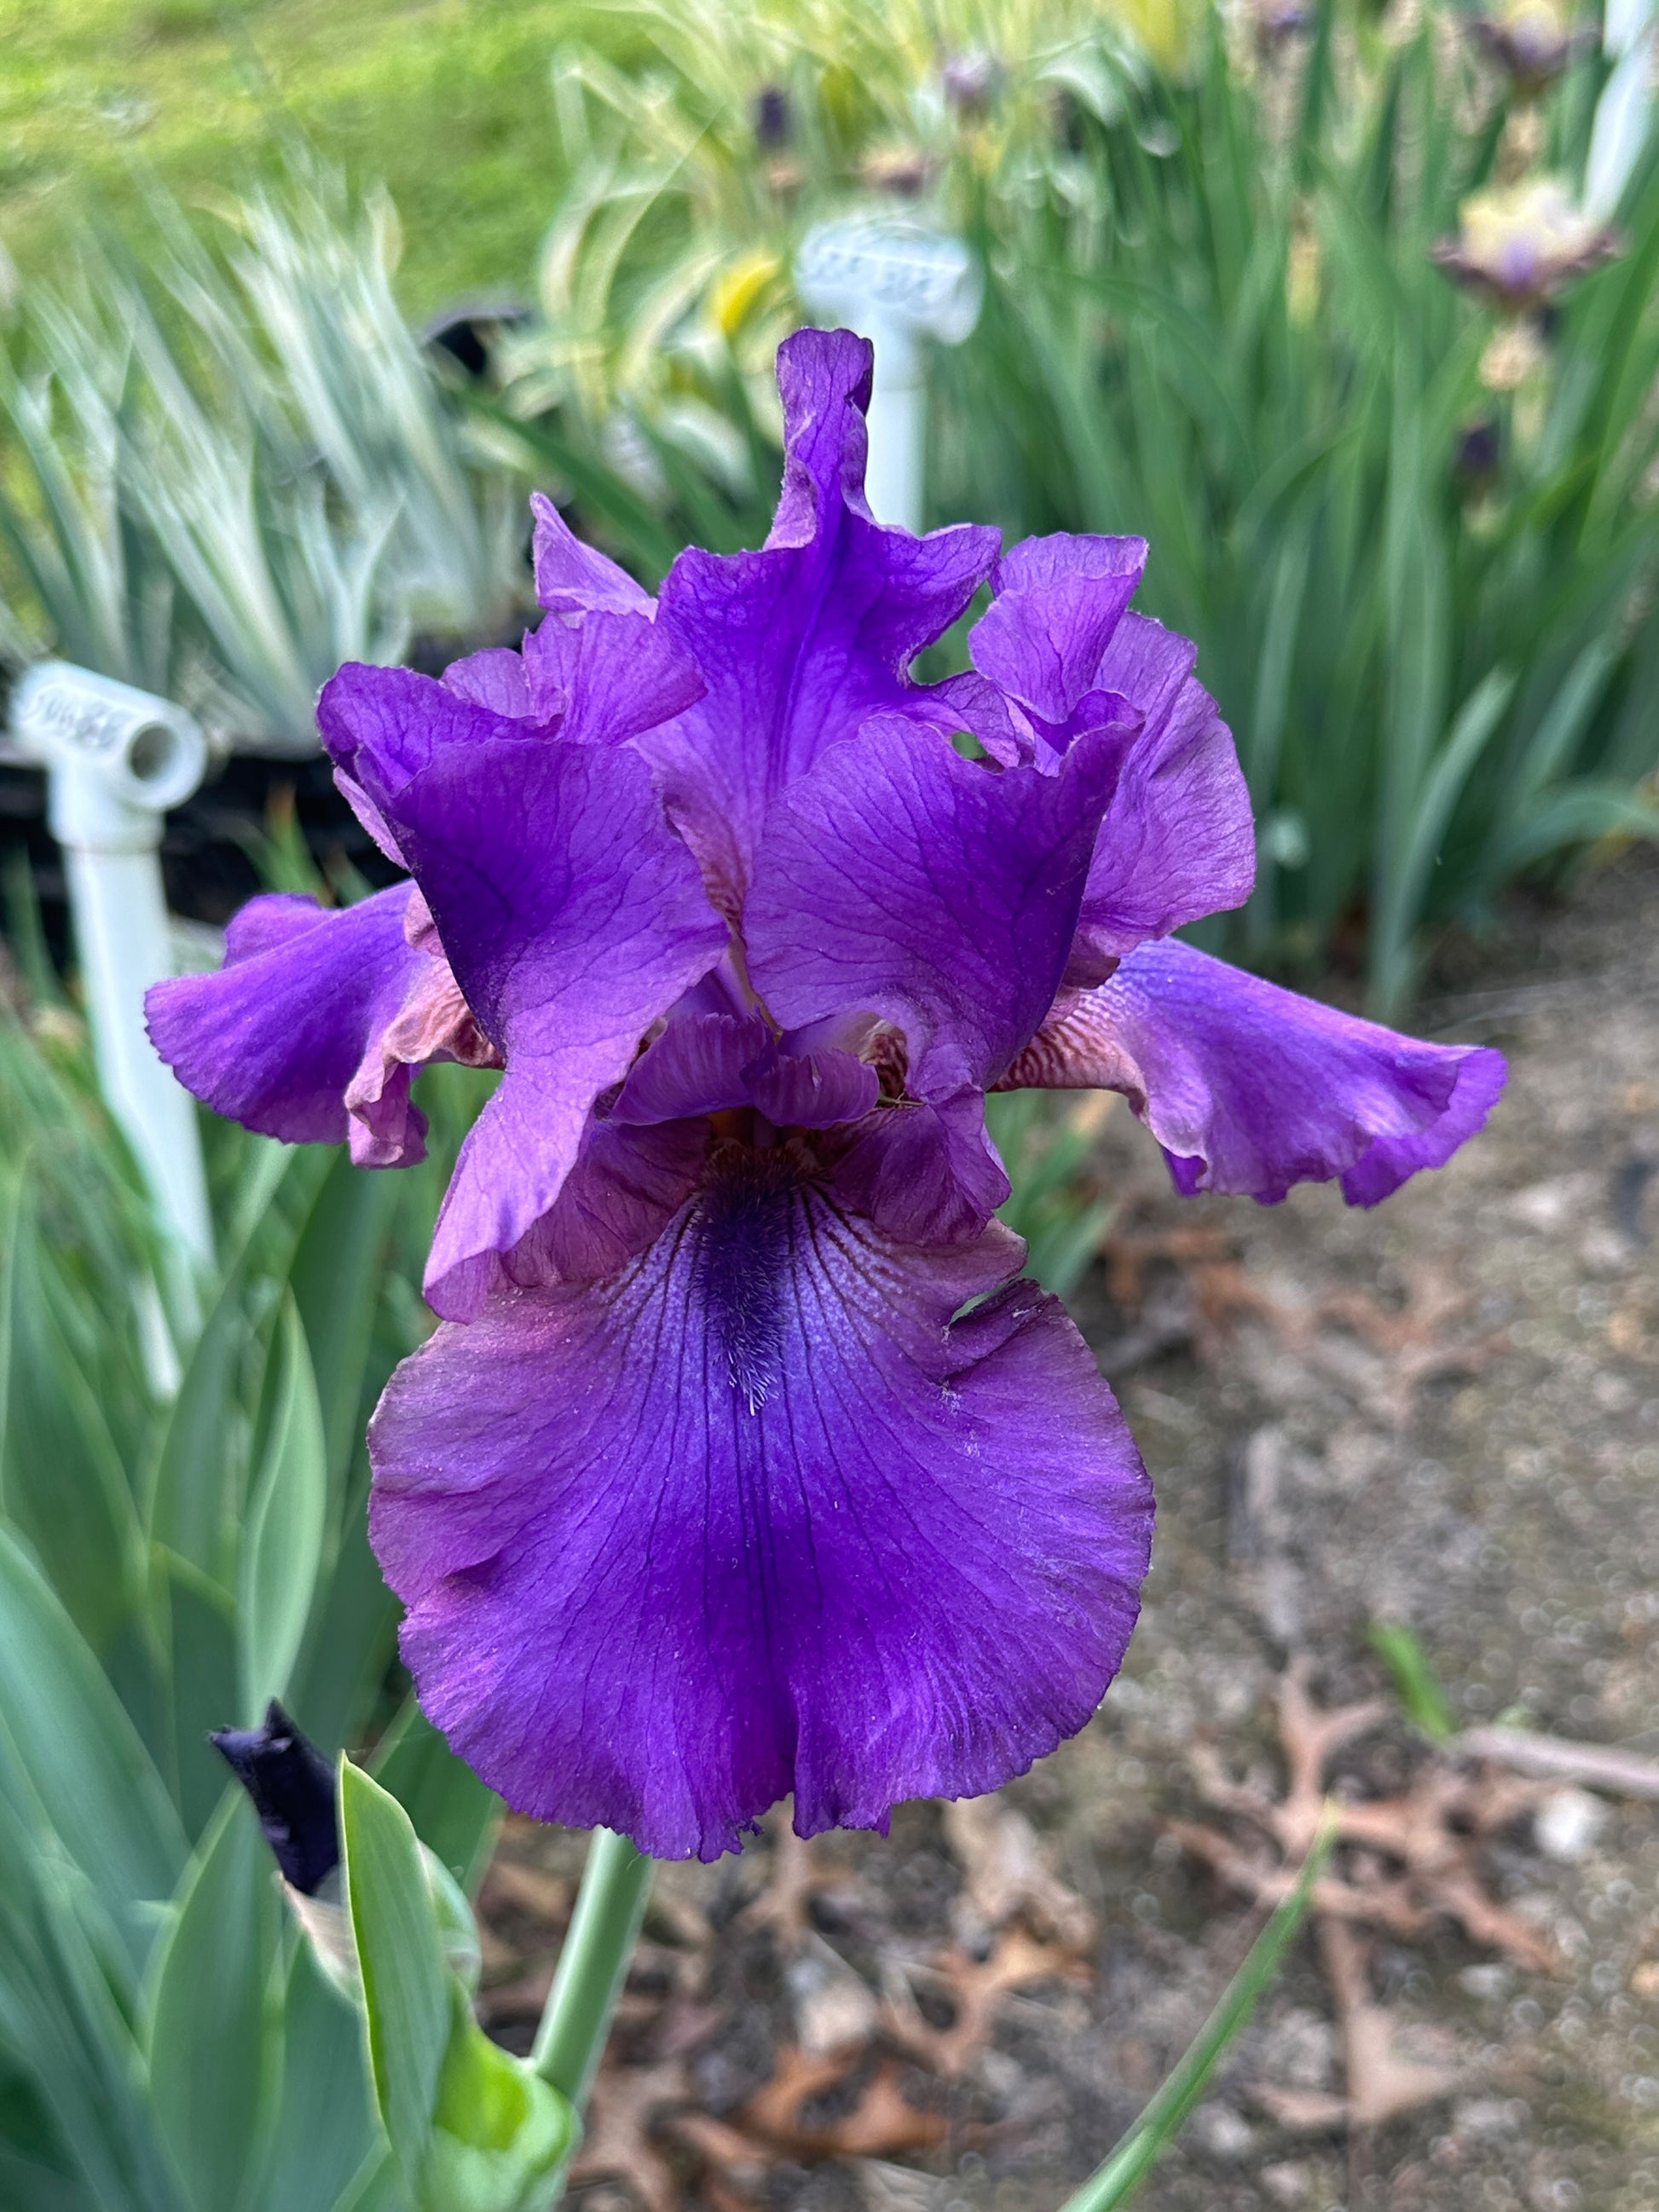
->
[239, 1296, 328, 1719]
[0, 1527, 188, 1975]
[155, 1549, 240, 1842]
[1055, 1811, 1334, 2212]
[0, 1177, 147, 1655]
[144, 1793, 282, 2212]
[370, 1699, 502, 1895]
[147, 1232, 264, 1586]
[1490, 780, 1659, 874]
[0, 1797, 188, 2212]
[1370, 666, 1517, 1015]
[1367, 1620, 1457, 1744]
[254, 1943, 383, 2212]
[339, 1759, 451, 2191]
[286, 1151, 399, 1503]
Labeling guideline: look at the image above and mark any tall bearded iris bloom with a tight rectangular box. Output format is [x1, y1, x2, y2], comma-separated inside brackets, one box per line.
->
[148, 332, 1503, 1863]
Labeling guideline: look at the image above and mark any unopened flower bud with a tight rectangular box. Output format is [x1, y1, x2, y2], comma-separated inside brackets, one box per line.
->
[754, 84, 792, 150]
[1253, 0, 1314, 40]
[1454, 415, 1503, 487]
[211, 1700, 339, 1895]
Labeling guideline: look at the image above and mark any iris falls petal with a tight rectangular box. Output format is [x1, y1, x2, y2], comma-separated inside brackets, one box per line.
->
[370, 1146, 1153, 1861]
[1004, 938, 1506, 1205]
[145, 882, 489, 1166]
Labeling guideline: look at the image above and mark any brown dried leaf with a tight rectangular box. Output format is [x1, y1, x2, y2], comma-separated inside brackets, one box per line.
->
[739, 2047, 945, 2161]
[570, 2057, 691, 2212]
[1177, 1655, 1568, 1964]
[1104, 1222, 1236, 1308]
[884, 1930, 1087, 2076]
[1318, 1920, 1459, 2128]
[942, 1797, 1096, 1950]
[1277, 1657, 1389, 1855]
[1246, 2082, 1351, 2134]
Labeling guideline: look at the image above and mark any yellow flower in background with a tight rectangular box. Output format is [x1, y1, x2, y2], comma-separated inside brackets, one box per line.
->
[1103, 0, 1203, 73]
[507, 0, 1212, 438]
[710, 248, 784, 338]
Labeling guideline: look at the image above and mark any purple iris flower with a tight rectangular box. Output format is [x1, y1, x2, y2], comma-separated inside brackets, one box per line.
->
[148, 331, 1504, 1863]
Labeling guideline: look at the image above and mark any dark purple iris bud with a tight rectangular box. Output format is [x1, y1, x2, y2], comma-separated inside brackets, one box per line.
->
[1052, 88, 1087, 154]
[754, 84, 792, 149]
[1454, 415, 1502, 488]
[211, 1701, 340, 1896]
[421, 297, 530, 383]
[152, 331, 1505, 1864]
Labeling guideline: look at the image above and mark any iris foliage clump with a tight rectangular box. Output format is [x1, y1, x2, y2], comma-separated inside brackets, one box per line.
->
[502, 2, 1659, 1010]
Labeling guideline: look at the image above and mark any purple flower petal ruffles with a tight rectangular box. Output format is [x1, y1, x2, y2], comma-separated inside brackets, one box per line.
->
[145, 321, 1508, 1861]
[370, 1146, 1153, 1860]
[1004, 939, 1506, 1205]
[959, 532, 1257, 981]
[144, 881, 495, 1169]
[641, 336, 1001, 916]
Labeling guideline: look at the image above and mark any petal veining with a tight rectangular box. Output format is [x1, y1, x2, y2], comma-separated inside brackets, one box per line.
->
[1003, 938, 1506, 1204]
[145, 882, 485, 1166]
[384, 735, 725, 1316]
[643, 330, 1000, 913]
[370, 1147, 1152, 1860]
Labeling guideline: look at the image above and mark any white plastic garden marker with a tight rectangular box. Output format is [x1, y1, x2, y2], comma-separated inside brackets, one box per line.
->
[795, 217, 984, 533]
[1587, 0, 1657, 218]
[10, 661, 214, 1270]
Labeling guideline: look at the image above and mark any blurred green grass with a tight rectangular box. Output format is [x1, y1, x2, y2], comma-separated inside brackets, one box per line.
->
[0, 0, 604, 314]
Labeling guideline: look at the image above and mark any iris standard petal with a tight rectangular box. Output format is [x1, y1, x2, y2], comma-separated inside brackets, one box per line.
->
[968, 531, 1148, 732]
[145, 883, 478, 1164]
[645, 330, 1000, 913]
[369, 1147, 1153, 1861]
[384, 736, 725, 1316]
[745, 712, 1134, 1102]
[1068, 614, 1256, 979]
[318, 664, 529, 865]
[1003, 937, 1506, 1204]
[321, 627, 699, 826]
[441, 644, 536, 719]
[530, 490, 655, 616]
[518, 609, 705, 745]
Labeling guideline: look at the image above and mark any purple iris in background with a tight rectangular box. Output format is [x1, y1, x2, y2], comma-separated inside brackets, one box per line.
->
[149, 331, 1504, 1862]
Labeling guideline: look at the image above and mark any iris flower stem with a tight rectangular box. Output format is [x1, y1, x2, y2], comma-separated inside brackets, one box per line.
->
[532, 1828, 653, 2117]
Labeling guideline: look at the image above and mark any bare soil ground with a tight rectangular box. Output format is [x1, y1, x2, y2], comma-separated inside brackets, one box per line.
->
[478, 852, 1659, 2212]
